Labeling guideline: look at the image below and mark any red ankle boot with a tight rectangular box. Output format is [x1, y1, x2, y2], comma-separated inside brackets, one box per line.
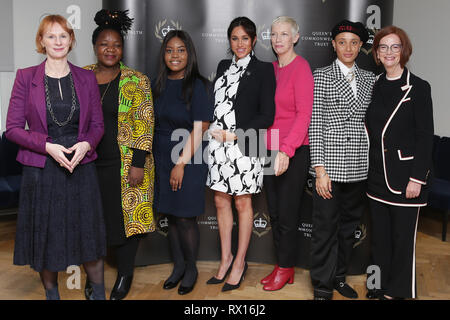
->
[262, 267, 294, 291]
[260, 265, 279, 285]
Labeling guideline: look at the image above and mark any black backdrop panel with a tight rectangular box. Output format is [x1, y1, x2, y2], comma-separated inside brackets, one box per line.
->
[103, 0, 392, 275]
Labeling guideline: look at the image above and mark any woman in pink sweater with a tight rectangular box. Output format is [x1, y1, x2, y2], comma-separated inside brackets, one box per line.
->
[262, 16, 314, 291]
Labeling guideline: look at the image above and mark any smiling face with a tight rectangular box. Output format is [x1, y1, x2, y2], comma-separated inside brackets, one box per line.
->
[377, 33, 402, 71]
[332, 32, 363, 68]
[164, 36, 188, 79]
[230, 26, 256, 61]
[40, 22, 73, 60]
[94, 29, 123, 68]
[270, 22, 299, 56]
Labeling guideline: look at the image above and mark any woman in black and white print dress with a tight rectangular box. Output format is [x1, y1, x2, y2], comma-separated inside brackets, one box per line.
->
[206, 17, 275, 292]
[207, 52, 265, 195]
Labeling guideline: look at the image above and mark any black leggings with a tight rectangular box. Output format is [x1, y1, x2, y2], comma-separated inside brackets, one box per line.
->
[166, 215, 199, 286]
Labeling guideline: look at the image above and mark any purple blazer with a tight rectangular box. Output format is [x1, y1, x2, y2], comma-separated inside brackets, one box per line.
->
[6, 60, 104, 168]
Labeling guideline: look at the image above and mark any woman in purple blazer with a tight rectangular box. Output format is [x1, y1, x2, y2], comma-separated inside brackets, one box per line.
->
[6, 15, 106, 300]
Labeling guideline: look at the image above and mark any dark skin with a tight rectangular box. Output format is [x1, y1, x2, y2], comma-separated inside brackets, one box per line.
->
[94, 29, 144, 187]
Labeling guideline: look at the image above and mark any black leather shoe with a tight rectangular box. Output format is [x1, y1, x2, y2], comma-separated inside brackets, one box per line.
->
[222, 262, 248, 292]
[206, 256, 234, 285]
[366, 289, 380, 299]
[110, 274, 133, 300]
[84, 278, 93, 300]
[163, 273, 184, 290]
[313, 295, 331, 300]
[334, 281, 358, 299]
[178, 274, 198, 295]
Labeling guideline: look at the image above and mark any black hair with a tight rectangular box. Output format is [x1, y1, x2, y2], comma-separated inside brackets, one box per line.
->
[227, 16, 257, 53]
[91, 9, 133, 45]
[153, 30, 210, 109]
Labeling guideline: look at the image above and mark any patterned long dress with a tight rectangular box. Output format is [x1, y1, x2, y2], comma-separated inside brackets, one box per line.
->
[206, 54, 265, 196]
[84, 62, 155, 239]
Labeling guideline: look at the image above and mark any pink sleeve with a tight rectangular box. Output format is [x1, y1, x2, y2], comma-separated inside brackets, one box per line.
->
[279, 59, 314, 158]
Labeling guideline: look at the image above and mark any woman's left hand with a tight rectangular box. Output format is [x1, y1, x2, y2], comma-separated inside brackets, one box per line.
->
[274, 151, 290, 176]
[210, 129, 237, 142]
[170, 163, 185, 191]
[406, 180, 422, 199]
[128, 166, 145, 187]
[68, 141, 91, 171]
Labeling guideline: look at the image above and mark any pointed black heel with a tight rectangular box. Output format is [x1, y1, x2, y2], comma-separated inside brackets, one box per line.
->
[206, 256, 234, 285]
[221, 262, 248, 292]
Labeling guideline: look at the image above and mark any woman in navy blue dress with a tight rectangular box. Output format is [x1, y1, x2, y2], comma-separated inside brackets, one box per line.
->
[152, 30, 213, 295]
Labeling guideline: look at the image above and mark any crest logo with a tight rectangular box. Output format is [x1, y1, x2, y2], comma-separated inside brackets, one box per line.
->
[252, 212, 271, 237]
[353, 224, 367, 248]
[257, 24, 272, 51]
[361, 28, 377, 55]
[155, 19, 182, 42]
[156, 215, 169, 237]
[208, 72, 216, 83]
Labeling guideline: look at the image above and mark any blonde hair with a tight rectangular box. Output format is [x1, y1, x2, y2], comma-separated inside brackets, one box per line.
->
[35, 15, 75, 54]
[271, 16, 300, 36]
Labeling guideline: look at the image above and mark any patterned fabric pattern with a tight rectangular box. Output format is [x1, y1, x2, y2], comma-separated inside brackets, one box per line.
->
[207, 54, 265, 195]
[85, 63, 155, 236]
[309, 60, 375, 183]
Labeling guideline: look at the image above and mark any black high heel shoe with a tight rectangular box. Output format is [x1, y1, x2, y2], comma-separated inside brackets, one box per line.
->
[222, 262, 248, 292]
[206, 256, 234, 285]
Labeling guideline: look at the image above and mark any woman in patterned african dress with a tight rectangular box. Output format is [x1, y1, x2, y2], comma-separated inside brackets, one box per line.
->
[84, 9, 155, 300]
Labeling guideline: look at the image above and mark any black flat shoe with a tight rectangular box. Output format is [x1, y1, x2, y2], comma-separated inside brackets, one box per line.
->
[206, 256, 234, 285]
[334, 281, 358, 299]
[366, 289, 381, 299]
[178, 274, 198, 295]
[222, 262, 248, 292]
[110, 274, 133, 300]
[84, 278, 93, 300]
[163, 272, 185, 290]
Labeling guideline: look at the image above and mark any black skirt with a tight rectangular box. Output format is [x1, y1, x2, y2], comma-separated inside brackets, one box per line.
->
[14, 157, 107, 272]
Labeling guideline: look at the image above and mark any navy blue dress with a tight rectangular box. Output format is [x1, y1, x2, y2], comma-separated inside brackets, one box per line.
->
[153, 78, 213, 217]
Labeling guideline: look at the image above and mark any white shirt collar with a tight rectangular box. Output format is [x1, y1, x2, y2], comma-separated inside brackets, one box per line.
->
[336, 58, 355, 76]
[232, 51, 253, 68]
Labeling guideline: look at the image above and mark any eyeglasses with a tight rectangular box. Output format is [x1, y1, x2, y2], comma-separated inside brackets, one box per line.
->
[378, 44, 402, 53]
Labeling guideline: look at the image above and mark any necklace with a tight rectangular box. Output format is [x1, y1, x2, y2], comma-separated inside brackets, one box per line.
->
[44, 73, 77, 127]
[97, 67, 120, 103]
[100, 80, 112, 103]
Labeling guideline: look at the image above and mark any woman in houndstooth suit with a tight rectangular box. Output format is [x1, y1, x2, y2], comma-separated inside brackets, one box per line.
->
[308, 20, 376, 300]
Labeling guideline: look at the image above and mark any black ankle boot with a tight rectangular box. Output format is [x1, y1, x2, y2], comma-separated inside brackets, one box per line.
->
[45, 286, 60, 300]
[110, 274, 133, 300]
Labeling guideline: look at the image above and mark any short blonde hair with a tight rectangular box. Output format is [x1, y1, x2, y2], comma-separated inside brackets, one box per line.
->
[35, 15, 75, 54]
[271, 16, 300, 36]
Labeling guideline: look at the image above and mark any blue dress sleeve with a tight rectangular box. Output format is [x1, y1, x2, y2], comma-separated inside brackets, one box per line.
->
[191, 79, 214, 122]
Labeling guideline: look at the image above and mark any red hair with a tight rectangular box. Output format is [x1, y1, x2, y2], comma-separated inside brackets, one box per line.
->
[35, 15, 75, 54]
[372, 25, 412, 68]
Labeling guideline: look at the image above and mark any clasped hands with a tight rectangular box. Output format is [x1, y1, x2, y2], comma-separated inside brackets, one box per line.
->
[45, 141, 91, 173]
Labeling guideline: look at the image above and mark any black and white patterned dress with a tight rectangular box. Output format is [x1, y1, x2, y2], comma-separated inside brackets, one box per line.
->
[206, 54, 265, 195]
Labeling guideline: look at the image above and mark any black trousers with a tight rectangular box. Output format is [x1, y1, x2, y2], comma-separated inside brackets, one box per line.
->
[310, 179, 366, 298]
[264, 146, 310, 267]
[368, 199, 420, 298]
[113, 235, 141, 276]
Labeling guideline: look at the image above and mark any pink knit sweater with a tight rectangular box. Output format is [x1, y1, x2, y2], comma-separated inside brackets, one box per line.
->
[265, 55, 314, 158]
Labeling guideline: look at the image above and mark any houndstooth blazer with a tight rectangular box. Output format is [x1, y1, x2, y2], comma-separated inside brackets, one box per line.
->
[309, 60, 375, 183]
